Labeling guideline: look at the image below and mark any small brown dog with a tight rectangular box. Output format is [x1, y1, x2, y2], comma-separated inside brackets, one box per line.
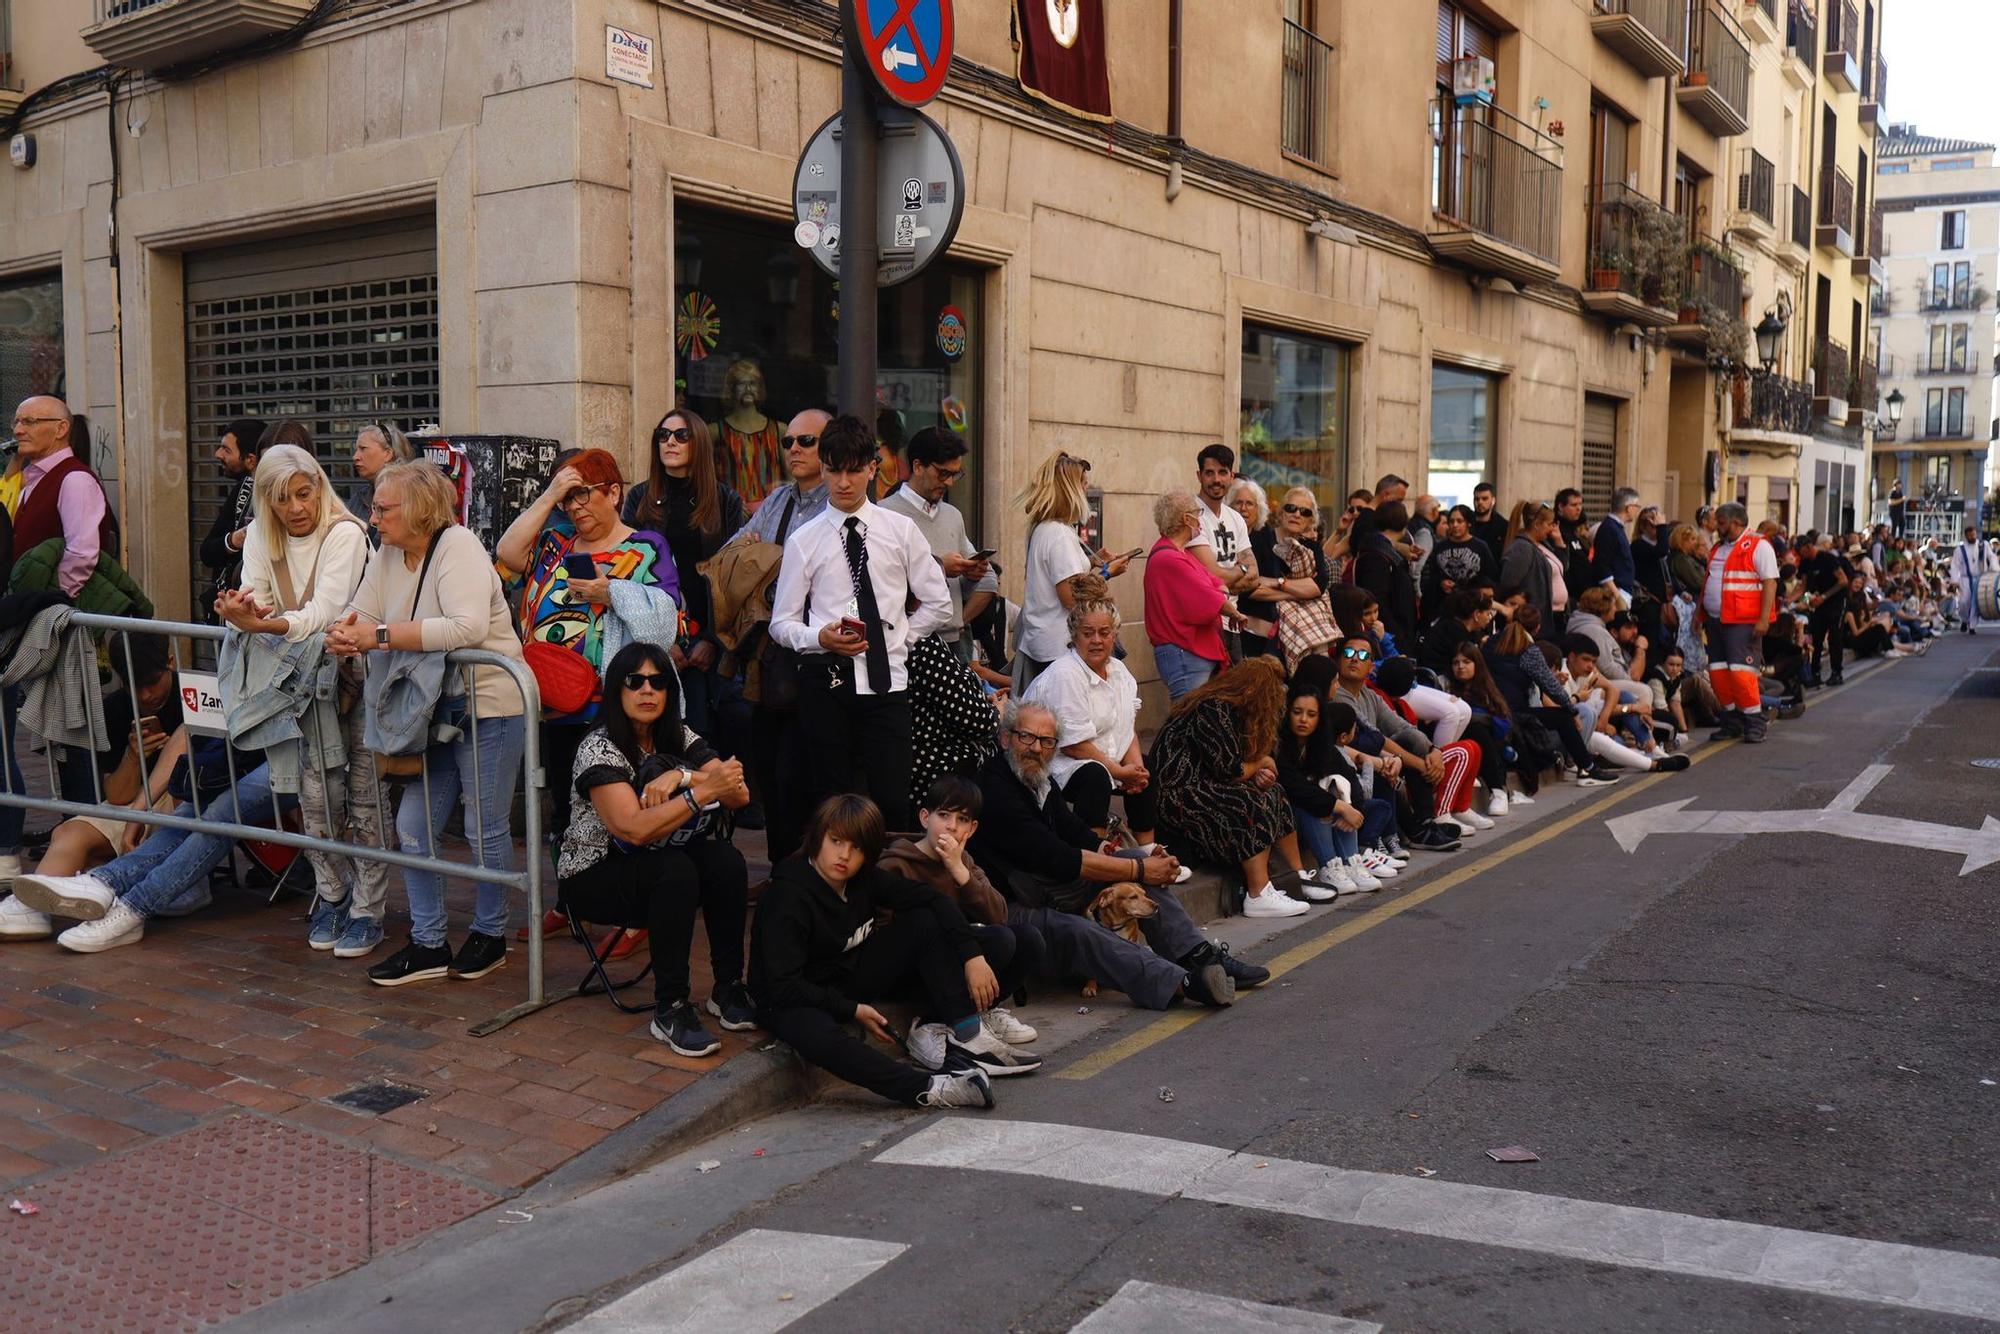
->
[1080, 882, 1155, 998]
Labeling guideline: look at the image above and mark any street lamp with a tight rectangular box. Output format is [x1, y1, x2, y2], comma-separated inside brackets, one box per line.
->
[1753, 307, 1786, 372]
[1885, 387, 1905, 427]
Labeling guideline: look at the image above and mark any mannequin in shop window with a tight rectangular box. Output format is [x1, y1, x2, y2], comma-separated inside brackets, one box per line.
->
[721, 359, 786, 511]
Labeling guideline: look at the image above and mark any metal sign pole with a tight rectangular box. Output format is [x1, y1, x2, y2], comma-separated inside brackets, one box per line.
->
[838, 41, 879, 420]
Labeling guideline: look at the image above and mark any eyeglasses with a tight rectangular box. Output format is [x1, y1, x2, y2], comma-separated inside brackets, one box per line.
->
[1011, 730, 1059, 750]
[560, 483, 614, 510]
[622, 672, 673, 691]
[1281, 503, 1316, 518]
[369, 501, 402, 519]
[11, 417, 64, 428]
[781, 433, 819, 450]
[1337, 646, 1373, 662]
[654, 426, 693, 444]
[926, 464, 964, 481]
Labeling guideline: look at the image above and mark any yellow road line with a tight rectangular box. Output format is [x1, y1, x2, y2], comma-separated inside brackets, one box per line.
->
[1054, 665, 1886, 1082]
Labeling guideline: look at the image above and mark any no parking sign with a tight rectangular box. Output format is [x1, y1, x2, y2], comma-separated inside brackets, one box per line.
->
[846, 0, 955, 108]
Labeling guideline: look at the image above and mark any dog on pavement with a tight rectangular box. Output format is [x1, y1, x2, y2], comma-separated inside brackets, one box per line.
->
[1080, 881, 1155, 998]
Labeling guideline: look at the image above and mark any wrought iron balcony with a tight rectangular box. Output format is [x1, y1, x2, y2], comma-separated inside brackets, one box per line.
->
[1281, 19, 1335, 170]
[1590, 0, 1685, 77]
[1813, 336, 1851, 410]
[1738, 0, 1780, 45]
[1582, 183, 1683, 328]
[1732, 148, 1776, 240]
[1667, 240, 1747, 358]
[83, 0, 314, 72]
[1786, 183, 1812, 259]
[1860, 54, 1886, 130]
[1852, 200, 1884, 285]
[1815, 166, 1855, 255]
[1823, 0, 1860, 92]
[1428, 95, 1564, 286]
[1731, 372, 1814, 437]
[1678, 3, 1751, 137]
[1783, 0, 1818, 86]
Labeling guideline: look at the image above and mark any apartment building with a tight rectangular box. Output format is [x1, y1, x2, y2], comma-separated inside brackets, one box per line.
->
[0, 0, 1878, 636]
[1874, 128, 1998, 538]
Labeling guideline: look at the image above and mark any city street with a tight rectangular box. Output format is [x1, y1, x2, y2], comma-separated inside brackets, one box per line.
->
[244, 634, 2000, 1333]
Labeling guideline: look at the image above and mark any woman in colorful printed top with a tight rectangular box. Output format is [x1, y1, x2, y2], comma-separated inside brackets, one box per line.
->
[496, 448, 680, 860]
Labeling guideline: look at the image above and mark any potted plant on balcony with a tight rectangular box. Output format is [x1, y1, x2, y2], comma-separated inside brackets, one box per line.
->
[1591, 247, 1629, 292]
[1632, 207, 1687, 310]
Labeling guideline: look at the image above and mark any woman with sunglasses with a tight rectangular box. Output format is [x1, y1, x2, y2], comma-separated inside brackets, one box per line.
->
[498, 448, 681, 870]
[624, 409, 745, 736]
[557, 641, 753, 1056]
[1247, 487, 1339, 669]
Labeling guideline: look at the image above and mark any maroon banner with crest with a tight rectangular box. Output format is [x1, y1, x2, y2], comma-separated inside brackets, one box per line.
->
[1015, 0, 1111, 122]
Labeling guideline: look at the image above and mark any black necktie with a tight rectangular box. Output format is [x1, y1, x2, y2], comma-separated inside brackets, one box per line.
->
[843, 516, 892, 692]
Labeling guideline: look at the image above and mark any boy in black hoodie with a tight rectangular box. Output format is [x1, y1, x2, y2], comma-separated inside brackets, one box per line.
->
[751, 794, 1024, 1108]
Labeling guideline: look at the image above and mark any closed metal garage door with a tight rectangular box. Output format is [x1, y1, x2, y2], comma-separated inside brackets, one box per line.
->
[184, 216, 440, 608]
[1581, 393, 1621, 517]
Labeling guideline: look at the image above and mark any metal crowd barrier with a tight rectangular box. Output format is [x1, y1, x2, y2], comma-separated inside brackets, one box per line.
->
[0, 610, 553, 1036]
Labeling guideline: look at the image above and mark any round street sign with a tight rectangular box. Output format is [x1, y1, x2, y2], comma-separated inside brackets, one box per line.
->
[792, 106, 965, 287]
[845, 0, 954, 108]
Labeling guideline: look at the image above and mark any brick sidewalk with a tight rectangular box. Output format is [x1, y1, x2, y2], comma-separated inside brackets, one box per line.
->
[0, 820, 772, 1327]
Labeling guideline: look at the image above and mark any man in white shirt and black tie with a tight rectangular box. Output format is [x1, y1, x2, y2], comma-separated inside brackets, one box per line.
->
[769, 414, 954, 828]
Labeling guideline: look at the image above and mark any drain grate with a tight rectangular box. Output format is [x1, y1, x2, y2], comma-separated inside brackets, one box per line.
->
[1972, 759, 2000, 770]
[328, 1079, 430, 1114]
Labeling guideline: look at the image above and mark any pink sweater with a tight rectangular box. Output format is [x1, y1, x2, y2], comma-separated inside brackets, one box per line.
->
[1143, 536, 1227, 663]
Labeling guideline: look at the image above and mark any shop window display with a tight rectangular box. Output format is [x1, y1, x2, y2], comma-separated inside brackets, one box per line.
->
[1239, 324, 1351, 512]
[673, 208, 984, 533]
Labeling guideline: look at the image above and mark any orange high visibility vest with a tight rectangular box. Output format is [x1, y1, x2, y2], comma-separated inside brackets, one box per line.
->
[1720, 532, 1769, 623]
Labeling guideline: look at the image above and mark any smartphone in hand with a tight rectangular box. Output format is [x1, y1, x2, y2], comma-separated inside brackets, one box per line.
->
[562, 552, 598, 581]
[838, 617, 869, 639]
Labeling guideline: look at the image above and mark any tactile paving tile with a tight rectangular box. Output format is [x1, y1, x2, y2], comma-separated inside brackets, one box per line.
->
[0, 1116, 496, 1330]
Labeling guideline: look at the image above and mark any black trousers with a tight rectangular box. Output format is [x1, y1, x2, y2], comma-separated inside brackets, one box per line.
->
[749, 704, 808, 862]
[974, 921, 1048, 1000]
[1809, 598, 1847, 679]
[540, 722, 594, 861]
[758, 909, 978, 1107]
[1525, 706, 1596, 770]
[796, 664, 915, 830]
[1060, 765, 1160, 835]
[1458, 716, 1508, 790]
[558, 841, 748, 1010]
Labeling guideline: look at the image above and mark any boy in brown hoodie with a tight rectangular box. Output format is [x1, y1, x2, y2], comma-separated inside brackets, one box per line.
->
[877, 774, 1048, 1051]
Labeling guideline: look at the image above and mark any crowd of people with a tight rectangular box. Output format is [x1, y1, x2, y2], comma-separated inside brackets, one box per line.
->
[1, 393, 1993, 1113]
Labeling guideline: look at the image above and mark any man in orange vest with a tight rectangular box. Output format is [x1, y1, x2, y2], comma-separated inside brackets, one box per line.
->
[1702, 502, 1779, 743]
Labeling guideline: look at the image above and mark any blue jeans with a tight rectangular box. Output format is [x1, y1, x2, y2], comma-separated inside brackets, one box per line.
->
[94, 764, 278, 918]
[1153, 643, 1219, 700]
[396, 713, 524, 947]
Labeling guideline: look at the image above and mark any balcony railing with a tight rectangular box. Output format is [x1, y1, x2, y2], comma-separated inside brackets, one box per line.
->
[1861, 199, 1883, 257]
[1733, 372, 1814, 435]
[1747, 0, 1777, 27]
[1813, 336, 1852, 402]
[1735, 148, 1776, 227]
[1679, 2, 1751, 136]
[1824, 0, 1860, 91]
[1789, 183, 1811, 249]
[1281, 19, 1335, 170]
[1588, 183, 1684, 308]
[1685, 240, 1744, 316]
[1861, 53, 1886, 127]
[1590, 0, 1687, 77]
[1785, 0, 1818, 72]
[1816, 165, 1855, 252]
[1852, 357, 1878, 412]
[1429, 95, 1564, 277]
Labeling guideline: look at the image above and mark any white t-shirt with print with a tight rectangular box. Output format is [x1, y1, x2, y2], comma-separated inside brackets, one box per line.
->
[1186, 497, 1253, 572]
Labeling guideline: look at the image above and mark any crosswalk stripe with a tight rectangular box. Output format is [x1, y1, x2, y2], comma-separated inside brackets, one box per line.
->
[1071, 1280, 1384, 1332]
[567, 1228, 907, 1333]
[878, 1120, 2000, 1323]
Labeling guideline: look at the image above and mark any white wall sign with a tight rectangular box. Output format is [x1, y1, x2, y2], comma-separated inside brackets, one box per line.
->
[177, 670, 227, 738]
[605, 25, 655, 88]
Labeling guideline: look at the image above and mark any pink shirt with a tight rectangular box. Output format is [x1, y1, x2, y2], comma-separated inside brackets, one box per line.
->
[19, 446, 105, 597]
[1143, 536, 1228, 663]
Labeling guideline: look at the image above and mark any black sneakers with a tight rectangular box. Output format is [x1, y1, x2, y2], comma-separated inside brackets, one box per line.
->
[1652, 753, 1691, 772]
[706, 980, 758, 1032]
[1214, 941, 1270, 989]
[449, 931, 508, 980]
[1178, 942, 1236, 1008]
[368, 939, 453, 987]
[650, 1000, 722, 1057]
[1407, 822, 1463, 851]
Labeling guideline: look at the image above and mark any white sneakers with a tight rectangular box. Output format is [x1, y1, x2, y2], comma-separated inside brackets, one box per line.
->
[1242, 884, 1310, 918]
[0, 895, 52, 940]
[56, 900, 144, 953]
[1343, 855, 1383, 892]
[10, 872, 116, 921]
[981, 1007, 1038, 1046]
[1487, 790, 1509, 818]
[1296, 868, 1338, 902]
[1360, 850, 1400, 879]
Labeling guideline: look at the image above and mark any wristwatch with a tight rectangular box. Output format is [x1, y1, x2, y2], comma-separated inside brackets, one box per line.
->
[375, 623, 391, 648]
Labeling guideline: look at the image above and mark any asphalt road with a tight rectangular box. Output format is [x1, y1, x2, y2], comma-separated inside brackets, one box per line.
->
[242, 634, 2000, 1333]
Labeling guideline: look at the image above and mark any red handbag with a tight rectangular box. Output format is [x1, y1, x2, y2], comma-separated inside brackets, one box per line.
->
[523, 641, 600, 716]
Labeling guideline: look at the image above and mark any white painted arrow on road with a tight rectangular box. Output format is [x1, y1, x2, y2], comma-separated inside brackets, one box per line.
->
[1607, 765, 2000, 875]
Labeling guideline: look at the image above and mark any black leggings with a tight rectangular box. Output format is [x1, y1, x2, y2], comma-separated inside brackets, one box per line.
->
[1060, 765, 1160, 835]
[1526, 706, 1596, 770]
[758, 909, 983, 1107]
[559, 840, 748, 1010]
[1459, 716, 1508, 790]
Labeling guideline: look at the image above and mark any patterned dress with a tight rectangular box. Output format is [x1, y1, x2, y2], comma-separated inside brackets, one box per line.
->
[907, 634, 1001, 817]
[518, 527, 676, 724]
[721, 417, 786, 509]
[1148, 697, 1293, 865]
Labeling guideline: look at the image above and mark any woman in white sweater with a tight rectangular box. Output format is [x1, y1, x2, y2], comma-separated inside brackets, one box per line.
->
[215, 442, 385, 958]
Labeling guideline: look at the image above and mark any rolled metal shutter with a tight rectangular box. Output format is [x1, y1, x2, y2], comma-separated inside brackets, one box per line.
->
[183, 215, 440, 609]
[1581, 393, 1620, 517]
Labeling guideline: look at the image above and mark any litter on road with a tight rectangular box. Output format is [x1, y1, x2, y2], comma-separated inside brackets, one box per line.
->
[1485, 1146, 1540, 1163]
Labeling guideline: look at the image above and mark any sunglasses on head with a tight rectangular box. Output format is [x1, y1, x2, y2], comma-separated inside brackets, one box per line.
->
[781, 433, 819, 450]
[1058, 451, 1093, 472]
[1282, 503, 1316, 517]
[654, 425, 693, 444]
[622, 671, 673, 691]
[1338, 646, 1373, 661]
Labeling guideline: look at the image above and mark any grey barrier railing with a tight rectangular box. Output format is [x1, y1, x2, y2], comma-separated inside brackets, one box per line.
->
[0, 610, 550, 1036]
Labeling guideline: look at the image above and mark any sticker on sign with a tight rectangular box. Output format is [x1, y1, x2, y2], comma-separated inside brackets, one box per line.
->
[177, 670, 228, 737]
[893, 215, 918, 248]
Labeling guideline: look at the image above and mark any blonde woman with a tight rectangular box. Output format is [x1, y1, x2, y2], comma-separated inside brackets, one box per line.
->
[346, 421, 417, 525]
[326, 462, 528, 985]
[217, 444, 385, 957]
[1015, 450, 1132, 691]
